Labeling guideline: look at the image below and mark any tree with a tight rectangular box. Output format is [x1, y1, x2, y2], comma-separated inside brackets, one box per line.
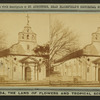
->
[50, 20, 79, 68]
[33, 43, 49, 58]
[33, 43, 49, 76]
[33, 20, 79, 76]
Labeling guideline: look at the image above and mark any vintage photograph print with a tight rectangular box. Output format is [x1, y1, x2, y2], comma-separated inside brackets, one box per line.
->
[0, 13, 100, 87]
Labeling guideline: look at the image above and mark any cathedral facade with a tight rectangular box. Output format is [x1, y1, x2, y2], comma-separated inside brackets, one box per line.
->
[0, 15, 46, 82]
[54, 27, 100, 83]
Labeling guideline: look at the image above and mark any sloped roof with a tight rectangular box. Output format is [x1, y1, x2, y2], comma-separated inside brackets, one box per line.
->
[55, 49, 83, 63]
[10, 43, 26, 55]
[19, 56, 39, 63]
[83, 43, 99, 55]
[55, 43, 100, 64]
[0, 49, 10, 57]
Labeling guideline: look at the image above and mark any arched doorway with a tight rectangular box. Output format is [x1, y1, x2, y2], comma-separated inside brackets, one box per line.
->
[25, 67, 31, 81]
[98, 68, 100, 82]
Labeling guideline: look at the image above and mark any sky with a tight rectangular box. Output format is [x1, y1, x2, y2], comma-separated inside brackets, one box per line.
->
[0, 13, 100, 49]
[0, 13, 49, 48]
[51, 13, 100, 48]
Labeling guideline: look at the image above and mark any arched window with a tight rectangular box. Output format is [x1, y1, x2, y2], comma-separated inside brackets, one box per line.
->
[22, 34, 24, 39]
[27, 35, 29, 39]
[95, 34, 98, 40]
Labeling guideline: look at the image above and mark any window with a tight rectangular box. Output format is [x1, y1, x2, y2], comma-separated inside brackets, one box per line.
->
[27, 35, 29, 39]
[95, 34, 98, 40]
[14, 58, 16, 60]
[0, 61, 3, 67]
[87, 58, 90, 61]
[22, 34, 24, 39]
[39, 59, 41, 61]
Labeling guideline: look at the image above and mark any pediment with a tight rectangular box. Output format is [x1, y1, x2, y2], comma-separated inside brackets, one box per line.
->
[20, 56, 39, 63]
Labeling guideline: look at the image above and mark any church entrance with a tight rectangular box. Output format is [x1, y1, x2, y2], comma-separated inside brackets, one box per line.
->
[98, 68, 100, 82]
[25, 67, 31, 81]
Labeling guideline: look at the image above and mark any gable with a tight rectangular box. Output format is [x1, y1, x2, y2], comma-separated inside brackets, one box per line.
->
[19, 56, 43, 63]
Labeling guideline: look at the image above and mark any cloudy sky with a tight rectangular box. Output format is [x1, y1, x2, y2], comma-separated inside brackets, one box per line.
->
[0, 13, 100, 49]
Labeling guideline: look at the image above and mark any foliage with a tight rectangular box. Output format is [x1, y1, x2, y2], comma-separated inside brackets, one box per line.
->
[33, 43, 49, 56]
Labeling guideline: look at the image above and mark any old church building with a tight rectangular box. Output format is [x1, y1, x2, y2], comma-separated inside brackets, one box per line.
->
[0, 15, 46, 82]
[54, 27, 100, 83]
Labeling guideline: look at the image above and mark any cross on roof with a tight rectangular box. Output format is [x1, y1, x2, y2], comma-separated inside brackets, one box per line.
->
[26, 14, 29, 25]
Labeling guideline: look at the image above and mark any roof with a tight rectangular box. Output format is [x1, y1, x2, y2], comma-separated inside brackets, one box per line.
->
[19, 56, 39, 63]
[55, 43, 100, 64]
[22, 25, 36, 35]
[93, 58, 100, 64]
[0, 47, 49, 59]
[0, 49, 10, 57]
[54, 49, 83, 63]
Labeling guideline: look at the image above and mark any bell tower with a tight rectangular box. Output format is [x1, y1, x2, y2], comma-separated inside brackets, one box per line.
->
[92, 27, 100, 42]
[18, 14, 37, 53]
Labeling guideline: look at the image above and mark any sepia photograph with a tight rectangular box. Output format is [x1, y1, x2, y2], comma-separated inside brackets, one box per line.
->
[50, 14, 100, 87]
[0, 13, 100, 88]
[0, 13, 49, 86]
